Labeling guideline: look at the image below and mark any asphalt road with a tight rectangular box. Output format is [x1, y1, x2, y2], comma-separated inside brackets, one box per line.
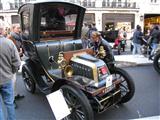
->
[13, 65, 160, 120]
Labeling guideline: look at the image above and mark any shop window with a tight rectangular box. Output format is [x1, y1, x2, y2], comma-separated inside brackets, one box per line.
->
[0, 3, 2, 10]
[105, 22, 114, 31]
[118, 0, 122, 7]
[151, 0, 157, 3]
[83, 13, 95, 24]
[0, 16, 4, 21]
[11, 15, 19, 24]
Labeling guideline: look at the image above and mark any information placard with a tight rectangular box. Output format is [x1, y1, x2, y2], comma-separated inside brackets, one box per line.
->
[106, 75, 113, 88]
[46, 90, 70, 120]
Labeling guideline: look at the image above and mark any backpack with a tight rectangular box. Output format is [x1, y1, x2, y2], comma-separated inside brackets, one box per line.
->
[121, 39, 126, 45]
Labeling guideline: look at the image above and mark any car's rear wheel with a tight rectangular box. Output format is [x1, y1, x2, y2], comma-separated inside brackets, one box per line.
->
[111, 67, 135, 103]
[153, 52, 160, 74]
[61, 85, 94, 120]
[22, 67, 36, 93]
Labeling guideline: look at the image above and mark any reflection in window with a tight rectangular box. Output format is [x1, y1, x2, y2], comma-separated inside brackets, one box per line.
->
[21, 11, 30, 40]
[40, 4, 78, 40]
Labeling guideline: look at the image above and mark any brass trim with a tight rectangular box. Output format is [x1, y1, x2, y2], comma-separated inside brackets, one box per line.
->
[100, 90, 121, 103]
[42, 66, 55, 83]
[71, 56, 98, 83]
[45, 41, 53, 70]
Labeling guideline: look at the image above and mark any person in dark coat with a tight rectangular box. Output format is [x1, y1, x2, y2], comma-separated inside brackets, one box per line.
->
[89, 31, 114, 64]
[87, 23, 98, 39]
[149, 25, 160, 60]
[81, 22, 89, 48]
[132, 25, 143, 55]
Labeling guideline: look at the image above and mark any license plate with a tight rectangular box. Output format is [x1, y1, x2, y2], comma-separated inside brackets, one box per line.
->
[106, 84, 115, 93]
[106, 75, 113, 88]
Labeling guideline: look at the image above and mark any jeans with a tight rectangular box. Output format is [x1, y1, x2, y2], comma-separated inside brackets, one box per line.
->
[132, 43, 141, 55]
[150, 43, 158, 56]
[0, 81, 16, 120]
[12, 73, 17, 97]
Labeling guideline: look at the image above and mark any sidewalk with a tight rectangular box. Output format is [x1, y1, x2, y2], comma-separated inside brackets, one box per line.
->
[132, 115, 160, 120]
[115, 54, 153, 67]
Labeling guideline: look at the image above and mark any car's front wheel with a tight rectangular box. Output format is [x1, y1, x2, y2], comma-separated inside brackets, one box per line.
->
[61, 85, 94, 120]
[22, 67, 36, 93]
[111, 67, 135, 103]
[153, 52, 160, 74]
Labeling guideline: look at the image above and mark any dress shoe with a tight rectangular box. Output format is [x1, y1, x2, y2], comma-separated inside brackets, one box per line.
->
[15, 94, 25, 100]
[148, 56, 153, 60]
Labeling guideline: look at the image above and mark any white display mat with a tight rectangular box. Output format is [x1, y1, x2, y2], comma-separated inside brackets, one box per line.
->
[46, 90, 70, 120]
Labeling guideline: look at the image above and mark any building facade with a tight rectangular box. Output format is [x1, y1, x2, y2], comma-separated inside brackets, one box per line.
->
[0, 0, 159, 33]
[84, 0, 139, 32]
[139, 0, 160, 33]
[0, 0, 32, 27]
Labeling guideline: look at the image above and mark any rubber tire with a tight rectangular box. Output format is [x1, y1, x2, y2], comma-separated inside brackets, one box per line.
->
[153, 52, 160, 74]
[22, 67, 36, 93]
[111, 67, 135, 103]
[61, 85, 94, 120]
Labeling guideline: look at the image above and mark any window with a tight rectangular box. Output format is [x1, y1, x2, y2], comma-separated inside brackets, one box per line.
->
[21, 10, 30, 40]
[39, 4, 78, 40]
[151, 0, 157, 3]
[118, 0, 122, 7]
[0, 16, 4, 21]
[11, 15, 19, 24]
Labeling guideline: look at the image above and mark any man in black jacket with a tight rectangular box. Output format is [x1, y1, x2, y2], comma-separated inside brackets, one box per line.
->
[89, 31, 114, 65]
[149, 26, 160, 60]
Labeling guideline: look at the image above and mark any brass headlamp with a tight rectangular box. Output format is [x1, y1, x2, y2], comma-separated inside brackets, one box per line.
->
[64, 65, 73, 78]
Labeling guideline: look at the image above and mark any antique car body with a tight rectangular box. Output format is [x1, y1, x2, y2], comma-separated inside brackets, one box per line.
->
[19, 1, 135, 119]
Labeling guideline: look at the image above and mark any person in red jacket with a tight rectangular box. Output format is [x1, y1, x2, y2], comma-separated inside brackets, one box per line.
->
[113, 35, 121, 49]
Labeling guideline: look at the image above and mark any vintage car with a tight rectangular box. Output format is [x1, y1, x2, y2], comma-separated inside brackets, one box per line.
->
[19, 1, 135, 119]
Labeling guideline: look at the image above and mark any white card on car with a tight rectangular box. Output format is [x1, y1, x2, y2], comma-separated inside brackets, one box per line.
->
[106, 75, 113, 88]
[46, 90, 70, 120]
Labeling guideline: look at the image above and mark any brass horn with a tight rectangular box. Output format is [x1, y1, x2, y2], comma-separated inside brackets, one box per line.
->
[64, 65, 73, 78]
